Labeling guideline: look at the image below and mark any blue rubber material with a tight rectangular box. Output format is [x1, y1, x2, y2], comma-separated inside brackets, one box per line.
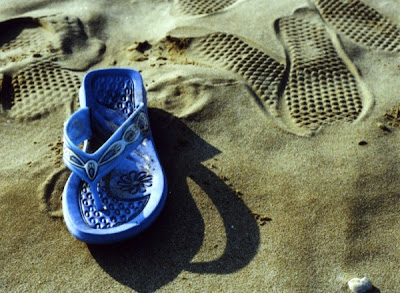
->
[62, 68, 167, 244]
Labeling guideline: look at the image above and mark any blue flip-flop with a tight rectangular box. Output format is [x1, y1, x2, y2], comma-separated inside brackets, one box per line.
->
[62, 68, 167, 244]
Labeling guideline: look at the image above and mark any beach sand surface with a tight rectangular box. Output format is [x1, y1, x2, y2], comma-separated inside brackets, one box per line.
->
[1, 0, 400, 292]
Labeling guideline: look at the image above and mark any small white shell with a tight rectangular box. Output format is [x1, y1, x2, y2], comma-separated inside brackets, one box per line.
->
[348, 277, 373, 293]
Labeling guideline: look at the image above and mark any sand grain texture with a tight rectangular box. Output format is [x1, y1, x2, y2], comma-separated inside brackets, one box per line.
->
[1, 0, 400, 292]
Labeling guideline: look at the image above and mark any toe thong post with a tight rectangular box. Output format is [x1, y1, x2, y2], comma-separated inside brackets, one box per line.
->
[63, 102, 149, 210]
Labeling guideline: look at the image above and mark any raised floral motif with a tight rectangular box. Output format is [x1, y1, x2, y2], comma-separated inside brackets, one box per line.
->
[117, 170, 152, 194]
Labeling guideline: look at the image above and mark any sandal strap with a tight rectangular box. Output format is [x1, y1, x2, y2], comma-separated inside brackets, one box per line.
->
[63, 103, 149, 210]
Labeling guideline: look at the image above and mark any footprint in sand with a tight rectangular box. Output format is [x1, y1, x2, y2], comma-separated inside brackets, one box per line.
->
[175, 0, 240, 16]
[37, 134, 67, 218]
[186, 33, 286, 118]
[1, 61, 82, 121]
[0, 15, 105, 70]
[5, 60, 82, 121]
[0, 15, 105, 121]
[0, 17, 57, 68]
[167, 23, 373, 136]
[312, 0, 400, 53]
[128, 34, 285, 119]
[276, 9, 373, 135]
[39, 167, 70, 218]
[132, 4, 378, 136]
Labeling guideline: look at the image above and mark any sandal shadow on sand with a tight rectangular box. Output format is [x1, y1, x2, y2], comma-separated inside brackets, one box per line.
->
[62, 68, 167, 244]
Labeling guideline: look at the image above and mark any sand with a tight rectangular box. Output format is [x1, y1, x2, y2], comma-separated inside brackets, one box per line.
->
[1, 0, 400, 292]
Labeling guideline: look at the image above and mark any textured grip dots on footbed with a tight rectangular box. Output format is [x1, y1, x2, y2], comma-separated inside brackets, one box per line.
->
[176, 0, 238, 15]
[93, 75, 135, 118]
[189, 33, 285, 110]
[80, 181, 149, 229]
[313, 0, 400, 52]
[278, 14, 367, 132]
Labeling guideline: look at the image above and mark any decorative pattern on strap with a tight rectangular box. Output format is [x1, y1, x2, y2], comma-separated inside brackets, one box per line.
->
[63, 105, 149, 184]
